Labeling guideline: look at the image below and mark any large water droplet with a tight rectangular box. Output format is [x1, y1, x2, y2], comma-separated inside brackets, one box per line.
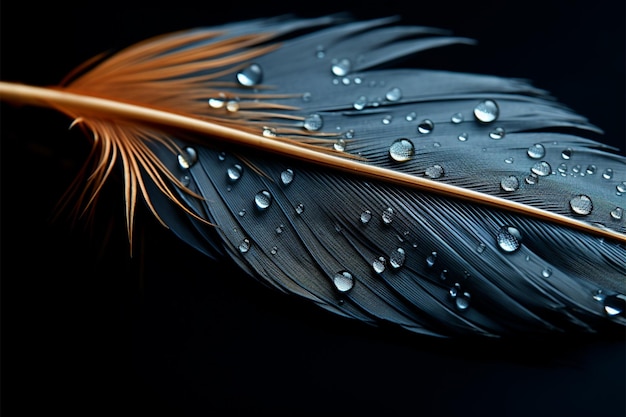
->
[451, 112, 464, 124]
[569, 195, 593, 215]
[417, 119, 434, 134]
[239, 238, 251, 253]
[331, 58, 351, 76]
[389, 138, 415, 162]
[177, 147, 198, 169]
[473, 99, 499, 123]
[360, 209, 372, 224]
[496, 226, 522, 253]
[382, 207, 394, 224]
[254, 190, 272, 210]
[236, 63, 263, 87]
[531, 161, 552, 176]
[281, 169, 294, 185]
[389, 248, 406, 269]
[425, 164, 445, 179]
[385, 87, 402, 102]
[226, 100, 239, 112]
[333, 271, 355, 292]
[500, 175, 519, 192]
[489, 127, 505, 140]
[610, 207, 623, 220]
[304, 114, 323, 131]
[334, 138, 346, 152]
[372, 257, 386, 274]
[227, 164, 243, 183]
[527, 143, 545, 159]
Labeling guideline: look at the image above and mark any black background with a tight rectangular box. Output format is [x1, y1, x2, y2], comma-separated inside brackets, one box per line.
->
[1, 1, 625, 416]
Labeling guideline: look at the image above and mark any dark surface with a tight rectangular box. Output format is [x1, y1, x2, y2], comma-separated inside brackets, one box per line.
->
[2, 2, 625, 416]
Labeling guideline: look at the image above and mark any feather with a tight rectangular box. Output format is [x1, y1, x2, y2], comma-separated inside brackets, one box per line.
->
[1, 15, 624, 338]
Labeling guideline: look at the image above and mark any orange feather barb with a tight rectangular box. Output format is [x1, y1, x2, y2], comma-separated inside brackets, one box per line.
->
[1, 15, 625, 338]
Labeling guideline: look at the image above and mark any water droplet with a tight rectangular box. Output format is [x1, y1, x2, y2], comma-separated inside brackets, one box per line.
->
[602, 168, 614, 180]
[254, 190, 272, 210]
[304, 114, 323, 131]
[239, 238, 250, 253]
[227, 164, 243, 183]
[226, 100, 239, 112]
[389, 248, 406, 269]
[218, 152, 226, 161]
[333, 271, 355, 292]
[417, 119, 434, 134]
[425, 164, 445, 179]
[451, 112, 464, 124]
[426, 251, 437, 268]
[382, 115, 393, 125]
[489, 127, 505, 140]
[334, 138, 346, 152]
[541, 268, 552, 278]
[610, 207, 623, 220]
[457, 132, 468, 142]
[440, 269, 449, 281]
[476, 243, 486, 254]
[586, 164, 597, 175]
[236, 63, 263, 87]
[569, 195, 593, 215]
[208, 95, 225, 108]
[295, 203, 305, 215]
[331, 58, 351, 76]
[385, 87, 402, 102]
[504, 157, 514, 164]
[344, 129, 355, 139]
[405, 111, 417, 121]
[302, 92, 312, 102]
[360, 209, 372, 224]
[500, 175, 519, 192]
[275, 224, 284, 235]
[561, 148, 573, 160]
[449, 282, 460, 298]
[456, 292, 471, 310]
[496, 226, 522, 253]
[280, 169, 294, 185]
[592, 289, 606, 302]
[557, 163, 568, 174]
[389, 138, 415, 162]
[604, 295, 625, 316]
[353, 96, 367, 110]
[372, 257, 386, 274]
[262, 127, 277, 137]
[525, 173, 539, 185]
[572, 164, 581, 174]
[270, 246, 278, 255]
[527, 143, 545, 159]
[531, 161, 552, 176]
[382, 207, 394, 224]
[238, 209, 246, 217]
[617, 182, 626, 193]
[177, 147, 198, 169]
[341, 77, 351, 85]
[473, 99, 499, 123]
[315, 45, 325, 58]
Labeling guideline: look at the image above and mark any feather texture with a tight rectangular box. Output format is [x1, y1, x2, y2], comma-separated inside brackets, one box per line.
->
[1, 15, 624, 337]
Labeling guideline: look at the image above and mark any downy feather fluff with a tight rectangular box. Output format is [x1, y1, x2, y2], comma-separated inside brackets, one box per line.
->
[1, 15, 624, 338]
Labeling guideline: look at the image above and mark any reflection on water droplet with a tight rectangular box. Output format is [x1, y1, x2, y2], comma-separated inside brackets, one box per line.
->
[610, 207, 623, 220]
[417, 119, 434, 134]
[496, 226, 522, 253]
[331, 58, 351, 76]
[208, 96, 225, 109]
[541, 268, 552, 278]
[593, 289, 606, 302]
[385, 87, 402, 102]
[236, 63, 263, 86]
[602, 168, 614, 180]
[604, 295, 625, 316]
[304, 114, 323, 131]
[500, 175, 519, 192]
[360, 209, 372, 224]
[389, 248, 406, 269]
[569, 195, 593, 215]
[239, 238, 250, 253]
[238, 209, 246, 217]
[489, 127, 505, 140]
[226, 100, 239, 112]
[372, 257, 386, 274]
[451, 112, 464, 124]
[353, 96, 367, 110]
[333, 271, 354, 292]
[531, 161, 552, 176]
[527, 143, 545, 159]
[227, 164, 243, 183]
[426, 251, 437, 268]
[474, 99, 499, 123]
[254, 190, 272, 210]
[425, 164, 445, 179]
[561, 148, 573, 160]
[281, 169, 294, 185]
[334, 138, 346, 152]
[458, 132, 468, 142]
[177, 147, 198, 169]
[389, 138, 415, 162]
[382, 115, 392, 125]
[295, 203, 305, 215]
[382, 207, 394, 224]
[476, 243, 486, 254]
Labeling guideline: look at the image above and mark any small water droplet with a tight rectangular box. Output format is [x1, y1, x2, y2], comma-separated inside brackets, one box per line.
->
[617, 182, 626, 193]
[541, 268, 552, 278]
[531, 161, 552, 176]
[218, 152, 226, 161]
[449, 282, 460, 298]
[592, 289, 606, 302]
[353, 96, 367, 110]
[572, 164, 581, 174]
[302, 92, 312, 102]
[315, 45, 325, 58]
[476, 243, 486, 254]
[280, 169, 294, 185]
[262, 127, 277, 137]
[227, 164, 243, 183]
[333, 271, 354, 292]
[417, 119, 434, 134]
[457, 132, 468, 142]
[602, 168, 614, 180]
[504, 157, 514, 164]
[525, 173, 539, 185]
[236, 63, 263, 87]
[270, 246, 278, 255]
[275, 224, 284, 235]
[342, 77, 351, 85]
[381, 115, 392, 125]
[426, 251, 437, 268]
[331, 58, 351, 76]
[208, 95, 226, 108]
[456, 292, 471, 310]
[238, 209, 246, 217]
[239, 238, 250, 253]
[561, 148, 573, 160]
[226, 100, 239, 112]
[385, 87, 402, 102]
[440, 269, 449, 281]
[360, 209, 372, 224]
[372, 257, 386, 274]
[425, 164, 445, 179]
[389, 248, 406, 269]
[177, 147, 198, 169]
[389, 138, 415, 162]
[558, 163, 568, 174]
[586, 164, 597, 175]
[344, 129, 355, 139]
[180, 174, 190, 187]
[569, 195, 593, 215]
[405, 111, 417, 122]
[451, 112, 464, 124]
[527, 143, 545, 159]
[473, 99, 499, 123]
[382, 207, 394, 224]
[500, 175, 519, 192]
[254, 190, 272, 210]
[489, 127, 505, 140]
[295, 203, 305, 215]
[496, 226, 522, 253]
[334, 138, 346, 152]
[304, 114, 323, 131]
[610, 207, 623, 220]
